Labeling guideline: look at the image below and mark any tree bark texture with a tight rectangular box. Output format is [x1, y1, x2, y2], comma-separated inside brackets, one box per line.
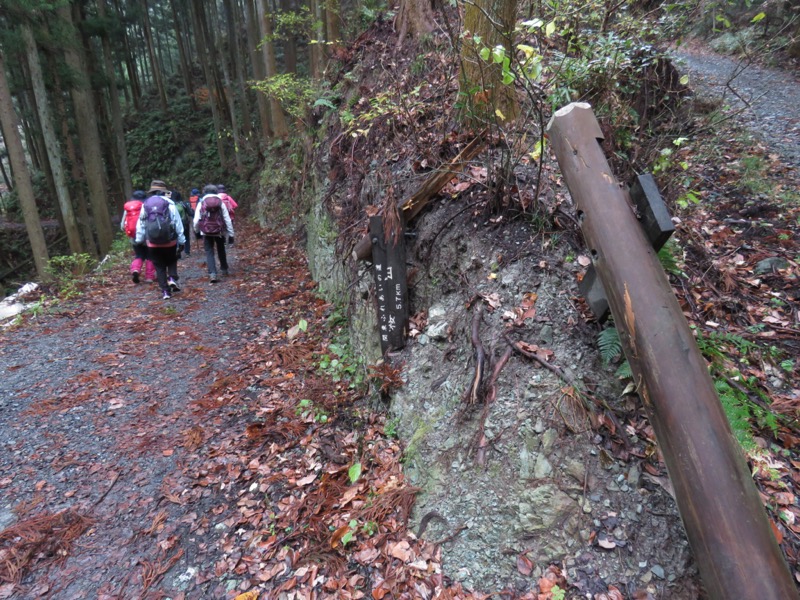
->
[256, 0, 288, 137]
[97, 0, 134, 201]
[21, 24, 84, 255]
[60, 4, 115, 256]
[244, 0, 273, 142]
[394, 0, 435, 45]
[0, 50, 50, 279]
[141, 0, 169, 112]
[459, 0, 519, 124]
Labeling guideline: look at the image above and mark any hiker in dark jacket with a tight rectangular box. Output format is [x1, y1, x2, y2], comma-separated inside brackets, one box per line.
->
[170, 188, 193, 256]
[135, 180, 186, 300]
[193, 184, 234, 283]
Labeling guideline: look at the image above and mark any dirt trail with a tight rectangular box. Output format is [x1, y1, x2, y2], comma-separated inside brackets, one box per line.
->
[669, 40, 800, 167]
[0, 228, 293, 597]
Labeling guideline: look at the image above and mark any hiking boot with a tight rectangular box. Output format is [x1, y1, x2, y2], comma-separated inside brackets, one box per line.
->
[221, 269, 229, 276]
[145, 278, 155, 284]
[168, 278, 181, 292]
[209, 273, 219, 283]
[132, 271, 140, 284]
[163, 289, 172, 300]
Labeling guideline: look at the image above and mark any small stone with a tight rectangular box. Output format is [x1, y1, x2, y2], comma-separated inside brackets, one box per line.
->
[534, 454, 553, 478]
[541, 429, 558, 454]
[533, 418, 545, 433]
[754, 257, 789, 274]
[651, 565, 665, 579]
[628, 464, 641, 488]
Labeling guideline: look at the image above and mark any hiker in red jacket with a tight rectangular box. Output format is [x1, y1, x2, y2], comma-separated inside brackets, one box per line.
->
[121, 190, 156, 284]
[217, 184, 238, 222]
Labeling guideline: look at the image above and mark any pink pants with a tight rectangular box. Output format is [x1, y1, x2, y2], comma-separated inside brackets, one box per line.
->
[130, 257, 156, 280]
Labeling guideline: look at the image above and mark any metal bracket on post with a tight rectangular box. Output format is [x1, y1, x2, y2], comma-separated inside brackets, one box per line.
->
[579, 173, 675, 321]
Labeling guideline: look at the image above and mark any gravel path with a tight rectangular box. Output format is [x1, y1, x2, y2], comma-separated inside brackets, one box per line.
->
[669, 42, 800, 167]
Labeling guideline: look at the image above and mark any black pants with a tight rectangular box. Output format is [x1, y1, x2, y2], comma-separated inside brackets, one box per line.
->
[148, 245, 179, 292]
[181, 220, 191, 254]
[203, 236, 228, 275]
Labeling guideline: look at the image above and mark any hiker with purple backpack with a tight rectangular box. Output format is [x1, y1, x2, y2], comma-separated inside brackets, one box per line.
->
[193, 184, 234, 283]
[135, 180, 186, 300]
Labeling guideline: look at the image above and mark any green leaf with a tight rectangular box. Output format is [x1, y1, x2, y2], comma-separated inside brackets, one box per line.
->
[751, 12, 766, 23]
[348, 462, 362, 484]
[479, 47, 490, 61]
[313, 98, 336, 109]
[491, 45, 505, 63]
[529, 138, 545, 161]
[545, 20, 556, 37]
[679, 74, 689, 85]
[299, 319, 308, 332]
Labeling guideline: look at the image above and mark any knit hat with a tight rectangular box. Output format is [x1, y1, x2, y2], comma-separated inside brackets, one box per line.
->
[217, 184, 226, 192]
[132, 190, 146, 200]
[191, 188, 199, 195]
[148, 179, 169, 193]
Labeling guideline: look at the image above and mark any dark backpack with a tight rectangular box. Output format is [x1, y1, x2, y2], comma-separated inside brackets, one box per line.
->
[197, 195, 225, 236]
[174, 200, 188, 224]
[143, 195, 176, 244]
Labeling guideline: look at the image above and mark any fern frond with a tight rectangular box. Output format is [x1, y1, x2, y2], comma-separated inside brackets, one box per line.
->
[658, 238, 684, 277]
[615, 360, 632, 379]
[598, 326, 623, 366]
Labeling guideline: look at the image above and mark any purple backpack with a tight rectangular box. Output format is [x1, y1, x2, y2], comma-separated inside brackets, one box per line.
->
[198, 195, 225, 236]
[143, 195, 176, 244]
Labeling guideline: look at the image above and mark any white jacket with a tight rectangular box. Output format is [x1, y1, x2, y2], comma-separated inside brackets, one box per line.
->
[193, 194, 234, 238]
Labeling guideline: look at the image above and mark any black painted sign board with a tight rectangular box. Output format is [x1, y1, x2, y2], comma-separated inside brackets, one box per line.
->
[369, 216, 409, 353]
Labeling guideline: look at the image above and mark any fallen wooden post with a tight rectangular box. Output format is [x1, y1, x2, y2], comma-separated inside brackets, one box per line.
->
[352, 132, 487, 261]
[547, 102, 797, 600]
[580, 173, 675, 320]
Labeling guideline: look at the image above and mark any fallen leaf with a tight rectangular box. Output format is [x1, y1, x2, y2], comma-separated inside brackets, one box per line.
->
[296, 472, 317, 486]
[517, 553, 534, 576]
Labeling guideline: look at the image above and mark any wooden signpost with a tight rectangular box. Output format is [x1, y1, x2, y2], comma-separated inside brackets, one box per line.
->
[369, 216, 409, 353]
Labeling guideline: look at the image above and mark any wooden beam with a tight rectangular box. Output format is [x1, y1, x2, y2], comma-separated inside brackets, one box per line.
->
[547, 102, 797, 600]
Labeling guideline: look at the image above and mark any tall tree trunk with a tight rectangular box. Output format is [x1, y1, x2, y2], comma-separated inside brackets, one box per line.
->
[54, 82, 95, 252]
[115, 0, 143, 113]
[22, 25, 84, 255]
[326, 0, 341, 51]
[203, 0, 234, 127]
[0, 50, 50, 279]
[308, 0, 325, 79]
[280, 0, 298, 73]
[394, 0, 435, 45]
[459, 0, 519, 124]
[170, 0, 196, 109]
[228, 0, 253, 140]
[191, 0, 228, 165]
[141, 0, 169, 111]
[97, 0, 133, 201]
[257, 0, 289, 137]
[60, 4, 115, 256]
[244, 0, 273, 142]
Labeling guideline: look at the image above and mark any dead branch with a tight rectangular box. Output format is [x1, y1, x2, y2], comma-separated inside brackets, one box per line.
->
[464, 307, 486, 405]
[352, 131, 487, 261]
